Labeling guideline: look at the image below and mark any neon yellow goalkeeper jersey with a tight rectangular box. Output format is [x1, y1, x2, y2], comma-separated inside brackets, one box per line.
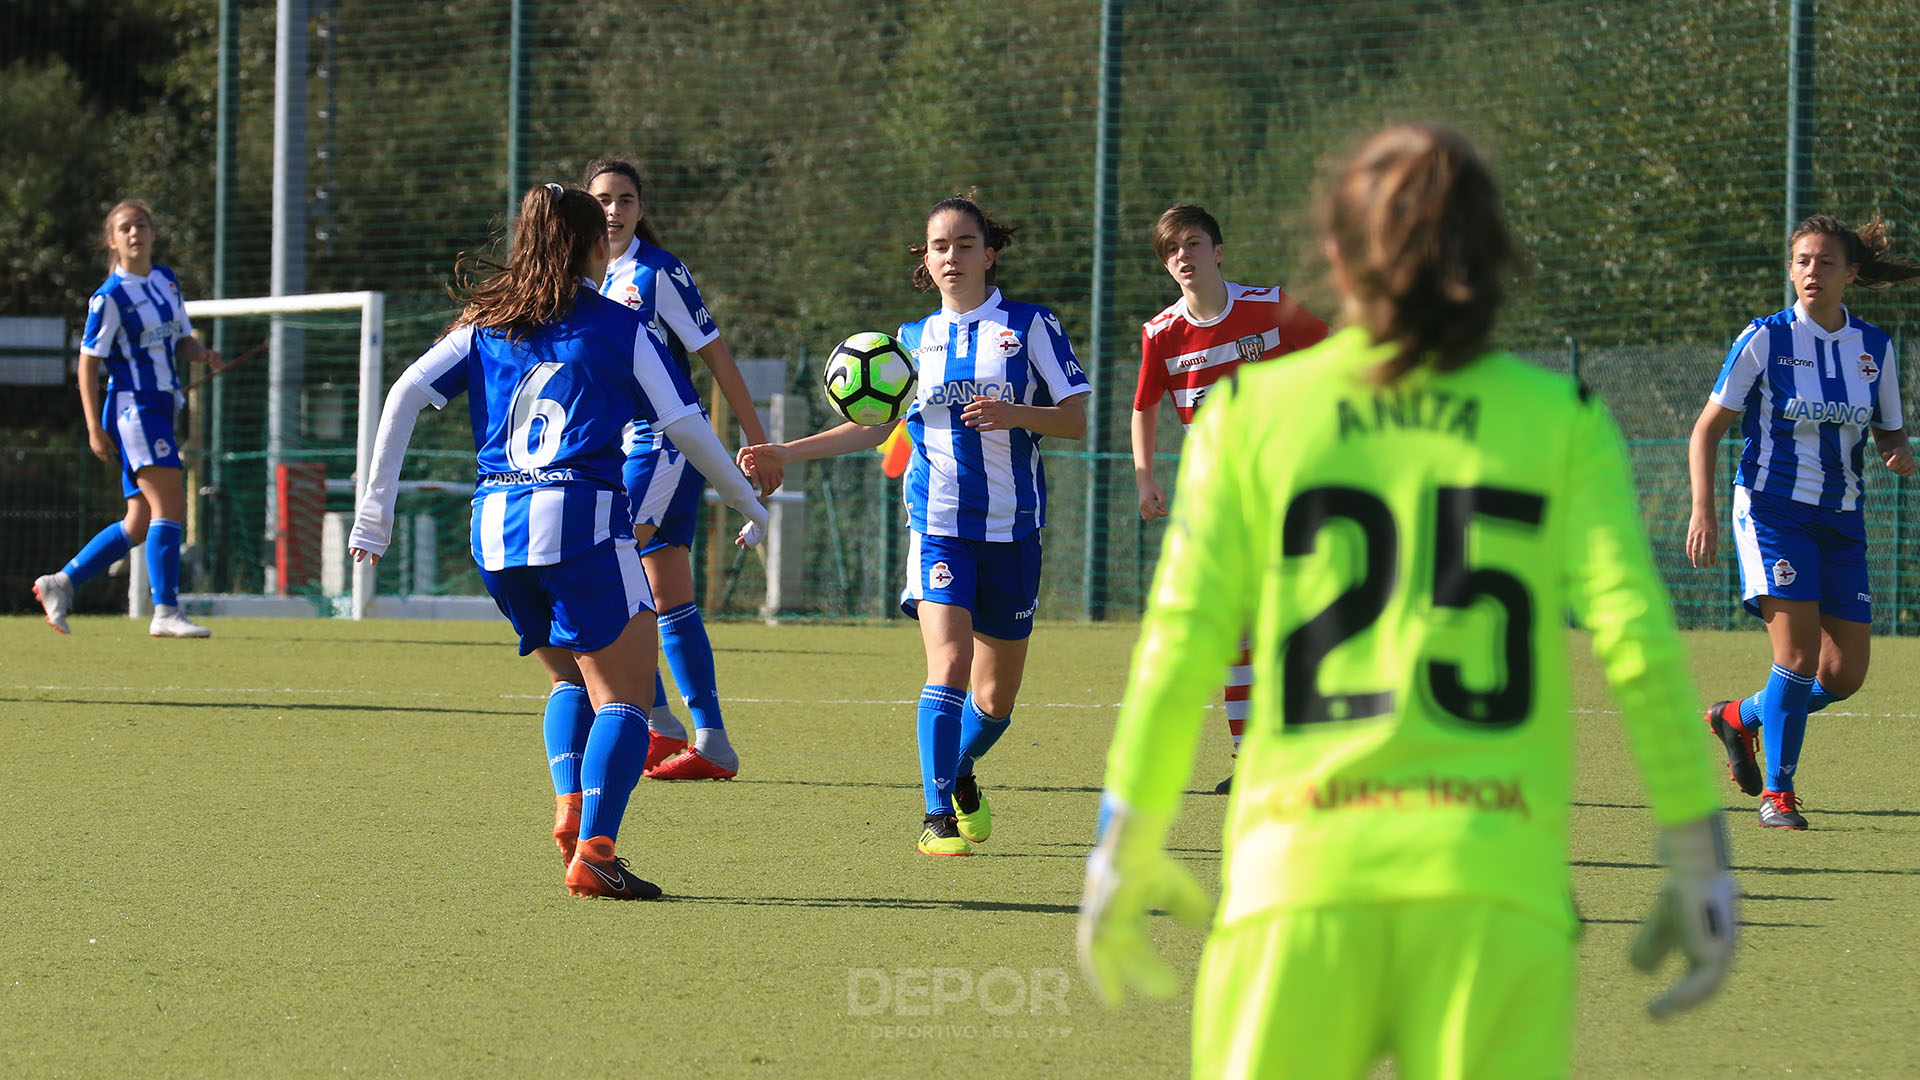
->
[1105, 327, 1722, 930]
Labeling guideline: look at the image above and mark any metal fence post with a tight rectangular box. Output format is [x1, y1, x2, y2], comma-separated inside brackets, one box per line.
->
[1082, 0, 1122, 621]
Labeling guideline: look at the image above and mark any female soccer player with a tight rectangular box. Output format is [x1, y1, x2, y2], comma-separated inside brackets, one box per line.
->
[739, 193, 1090, 856]
[1079, 126, 1736, 1079]
[584, 157, 779, 781]
[1133, 203, 1328, 794]
[34, 200, 225, 638]
[348, 183, 768, 900]
[1687, 215, 1918, 830]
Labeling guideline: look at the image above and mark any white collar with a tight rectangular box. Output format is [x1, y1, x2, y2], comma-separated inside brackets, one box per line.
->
[942, 287, 1003, 323]
[1793, 299, 1853, 340]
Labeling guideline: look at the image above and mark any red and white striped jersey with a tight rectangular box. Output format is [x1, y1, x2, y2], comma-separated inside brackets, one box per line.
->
[1135, 282, 1328, 428]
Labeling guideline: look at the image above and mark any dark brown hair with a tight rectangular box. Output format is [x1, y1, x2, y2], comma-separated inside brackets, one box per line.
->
[910, 193, 1017, 292]
[1787, 214, 1920, 290]
[447, 184, 605, 342]
[101, 199, 154, 271]
[1319, 124, 1515, 384]
[583, 157, 665, 250]
[1151, 204, 1223, 262]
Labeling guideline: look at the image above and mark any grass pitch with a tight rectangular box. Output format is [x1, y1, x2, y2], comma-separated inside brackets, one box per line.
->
[2, 617, 1916, 1078]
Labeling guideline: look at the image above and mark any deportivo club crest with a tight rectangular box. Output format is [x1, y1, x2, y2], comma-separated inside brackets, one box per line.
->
[1235, 333, 1264, 364]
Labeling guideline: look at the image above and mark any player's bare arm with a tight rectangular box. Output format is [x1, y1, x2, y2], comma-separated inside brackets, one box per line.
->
[1872, 426, 1916, 477]
[1130, 401, 1167, 521]
[1685, 402, 1740, 568]
[962, 392, 1086, 438]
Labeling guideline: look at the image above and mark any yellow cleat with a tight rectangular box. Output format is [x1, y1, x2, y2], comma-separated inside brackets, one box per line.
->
[918, 813, 972, 856]
[954, 775, 992, 844]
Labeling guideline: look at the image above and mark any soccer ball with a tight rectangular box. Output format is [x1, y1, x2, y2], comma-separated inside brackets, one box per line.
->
[823, 332, 917, 426]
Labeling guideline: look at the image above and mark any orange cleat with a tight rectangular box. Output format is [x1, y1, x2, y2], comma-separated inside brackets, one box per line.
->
[644, 749, 738, 781]
[553, 793, 582, 866]
[566, 835, 663, 900]
[642, 735, 689, 776]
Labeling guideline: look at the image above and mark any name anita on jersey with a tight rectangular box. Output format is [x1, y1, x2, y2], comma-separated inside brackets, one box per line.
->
[1336, 388, 1481, 442]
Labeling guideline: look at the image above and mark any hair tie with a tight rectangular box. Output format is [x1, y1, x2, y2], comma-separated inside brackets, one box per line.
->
[545, 182, 564, 200]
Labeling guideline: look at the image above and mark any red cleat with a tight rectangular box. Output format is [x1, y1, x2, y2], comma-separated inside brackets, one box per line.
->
[553, 793, 582, 866]
[645, 749, 738, 781]
[642, 735, 689, 776]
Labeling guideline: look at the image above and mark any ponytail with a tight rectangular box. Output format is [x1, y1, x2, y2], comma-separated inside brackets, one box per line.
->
[1789, 214, 1920, 290]
[448, 184, 605, 341]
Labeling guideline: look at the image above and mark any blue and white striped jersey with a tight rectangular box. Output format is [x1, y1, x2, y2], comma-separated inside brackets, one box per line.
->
[600, 237, 720, 455]
[898, 288, 1091, 541]
[1710, 302, 1904, 511]
[401, 286, 702, 570]
[79, 265, 193, 394]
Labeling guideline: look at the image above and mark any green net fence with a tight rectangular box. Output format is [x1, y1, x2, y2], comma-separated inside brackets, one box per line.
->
[3, 0, 1917, 630]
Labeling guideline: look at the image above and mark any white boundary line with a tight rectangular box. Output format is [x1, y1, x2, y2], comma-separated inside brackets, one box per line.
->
[5, 683, 1918, 720]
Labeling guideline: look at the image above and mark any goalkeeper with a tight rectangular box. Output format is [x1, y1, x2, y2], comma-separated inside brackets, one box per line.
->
[1078, 124, 1738, 1079]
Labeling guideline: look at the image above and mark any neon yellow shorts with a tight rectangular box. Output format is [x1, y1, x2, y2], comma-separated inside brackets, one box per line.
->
[1191, 899, 1575, 1080]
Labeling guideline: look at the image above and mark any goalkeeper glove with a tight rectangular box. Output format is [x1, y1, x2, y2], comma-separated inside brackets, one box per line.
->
[1629, 813, 1738, 1019]
[1076, 794, 1213, 1006]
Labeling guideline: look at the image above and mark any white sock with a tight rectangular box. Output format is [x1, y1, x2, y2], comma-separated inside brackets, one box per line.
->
[648, 707, 687, 741]
[694, 727, 738, 772]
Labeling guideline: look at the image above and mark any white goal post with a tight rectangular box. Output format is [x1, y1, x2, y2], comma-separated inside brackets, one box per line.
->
[136, 291, 386, 619]
[142, 298, 810, 621]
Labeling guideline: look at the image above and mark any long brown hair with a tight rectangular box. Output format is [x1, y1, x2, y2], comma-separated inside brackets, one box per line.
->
[1788, 214, 1920, 290]
[100, 199, 154, 271]
[910, 192, 1018, 292]
[1319, 125, 1515, 384]
[448, 184, 605, 341]
[583, 157, 665, 250]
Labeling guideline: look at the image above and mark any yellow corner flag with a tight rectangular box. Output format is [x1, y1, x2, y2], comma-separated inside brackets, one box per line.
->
[878, 421, 912, 478]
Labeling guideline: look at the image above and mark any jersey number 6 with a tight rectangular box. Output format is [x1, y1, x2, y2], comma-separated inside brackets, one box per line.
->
[506, 361, 566, 471]
[1281, 484, 1546, 730]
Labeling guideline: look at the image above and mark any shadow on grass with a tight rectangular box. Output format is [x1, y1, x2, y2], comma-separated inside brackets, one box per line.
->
[1577, 799, 1920, 818]
[743, 777, 1105, 795]
[0, 694, 528, 717]
[671, 894, 1080, 915]
[1578, 916, 1819, 928]
[1576, 858, 1920, 877]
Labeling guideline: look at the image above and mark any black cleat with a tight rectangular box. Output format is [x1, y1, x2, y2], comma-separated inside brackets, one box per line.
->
[1212, 775, 1232, 795]
[1705, 700, 1763, 797]
[1757, 789, 1808, 830]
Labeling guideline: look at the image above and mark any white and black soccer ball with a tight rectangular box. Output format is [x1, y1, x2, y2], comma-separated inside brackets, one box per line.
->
[823, 332, 916, 426]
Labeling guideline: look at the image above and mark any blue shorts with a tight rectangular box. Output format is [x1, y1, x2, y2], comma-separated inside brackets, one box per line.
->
[900, 531, 1043, 641]
[479, 538, 655, 655]
[623, 432, 704, 556]
[1731, 485, 1871, 623]
[106, 389, 183, 498]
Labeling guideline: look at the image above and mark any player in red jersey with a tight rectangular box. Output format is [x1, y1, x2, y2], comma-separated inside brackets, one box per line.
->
[1132, 205, 1328, 793]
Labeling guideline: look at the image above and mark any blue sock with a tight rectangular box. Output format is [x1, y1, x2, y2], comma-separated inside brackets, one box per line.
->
[1741, 677, 1840, 733]
[579, 702, 651, 843]
[542, 682, 593, 795]
[62, 522, 134, 587]
[1758, 664, 1814, 792]
[918, 685, 966, 815]
[659, 602, 723, 731]
[147, 518, 182, 607]
[958, 693, 1011, 777]
[654, 671, 672, 712]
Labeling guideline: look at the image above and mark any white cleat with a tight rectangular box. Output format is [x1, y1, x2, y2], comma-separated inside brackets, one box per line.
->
[33, 574, 73, 635]
[149, 609, 211, 638]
